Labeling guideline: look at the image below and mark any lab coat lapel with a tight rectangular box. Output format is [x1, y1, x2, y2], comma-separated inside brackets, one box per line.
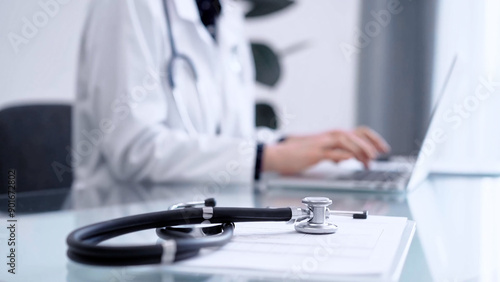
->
[171, 0, 222, 134]
[171, 0, 217, 52]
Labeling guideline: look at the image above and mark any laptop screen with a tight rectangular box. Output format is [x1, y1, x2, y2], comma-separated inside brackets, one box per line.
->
[407, 55, 459, 190]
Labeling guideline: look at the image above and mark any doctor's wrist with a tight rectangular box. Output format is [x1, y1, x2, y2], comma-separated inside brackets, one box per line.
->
[261, 144, 281, 173]
[254, 144, 265, 180]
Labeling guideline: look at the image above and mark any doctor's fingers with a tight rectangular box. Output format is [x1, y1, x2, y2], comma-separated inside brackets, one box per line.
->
[324, 149, 353, 163]
[327, 132, 377, 167]
[354, 126, 391, 153]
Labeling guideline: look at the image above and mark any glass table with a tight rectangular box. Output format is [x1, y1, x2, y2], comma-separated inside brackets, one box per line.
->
[1, 174, 499, 281]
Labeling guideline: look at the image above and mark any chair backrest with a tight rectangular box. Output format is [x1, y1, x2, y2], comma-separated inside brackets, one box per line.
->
[0, 104, 73, 193]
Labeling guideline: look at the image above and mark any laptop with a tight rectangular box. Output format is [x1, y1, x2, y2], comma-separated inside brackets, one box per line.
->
[263, 56, 460, 192]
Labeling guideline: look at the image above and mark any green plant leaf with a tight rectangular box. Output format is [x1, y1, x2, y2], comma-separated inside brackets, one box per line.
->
[255, 102, 279, 129]
[251, 42, 281, 87]
[243, 0, 295, 18]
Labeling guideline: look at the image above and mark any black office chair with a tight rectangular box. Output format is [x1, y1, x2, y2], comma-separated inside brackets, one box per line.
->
[0, 104, 73, 194]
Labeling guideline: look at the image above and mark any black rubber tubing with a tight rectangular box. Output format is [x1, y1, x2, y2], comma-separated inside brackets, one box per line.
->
[67, 207, 292, 266]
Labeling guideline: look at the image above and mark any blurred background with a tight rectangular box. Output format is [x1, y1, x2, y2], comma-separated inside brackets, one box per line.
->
[1, 3, 499, 280]
[1, 0, 499, 191]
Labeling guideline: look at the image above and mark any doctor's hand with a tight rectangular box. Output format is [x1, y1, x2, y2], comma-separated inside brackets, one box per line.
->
[262, 127, 390, 175]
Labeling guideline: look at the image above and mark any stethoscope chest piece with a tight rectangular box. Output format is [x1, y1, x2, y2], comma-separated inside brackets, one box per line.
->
[294, 197, 338, 234]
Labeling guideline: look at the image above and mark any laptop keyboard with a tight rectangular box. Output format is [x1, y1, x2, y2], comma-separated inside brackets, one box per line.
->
[337, 171, 406, 182]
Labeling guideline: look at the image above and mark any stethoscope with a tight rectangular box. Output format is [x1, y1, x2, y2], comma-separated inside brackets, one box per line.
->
[66, 197, 368, 266]
[162, 0, 210, 136]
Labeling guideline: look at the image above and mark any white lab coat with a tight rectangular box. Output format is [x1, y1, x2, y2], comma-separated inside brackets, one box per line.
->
[73, 0, 276, 189]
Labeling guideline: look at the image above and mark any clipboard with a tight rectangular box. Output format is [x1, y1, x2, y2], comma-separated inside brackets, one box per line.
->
[164, 217, 417, 281]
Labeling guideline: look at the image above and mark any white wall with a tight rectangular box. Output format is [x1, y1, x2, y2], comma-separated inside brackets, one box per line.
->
[0, 0, 89, 108]
[431, 0, 483, 105]
[0, 0, 360, 133]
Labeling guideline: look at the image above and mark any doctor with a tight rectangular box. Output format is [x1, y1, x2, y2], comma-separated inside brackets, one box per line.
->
[72, 0, 389, 189]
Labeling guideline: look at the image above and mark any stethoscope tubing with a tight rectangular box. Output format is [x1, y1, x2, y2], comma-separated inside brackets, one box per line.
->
[67, 207, 292, 266]
[162, 0, 210, 136]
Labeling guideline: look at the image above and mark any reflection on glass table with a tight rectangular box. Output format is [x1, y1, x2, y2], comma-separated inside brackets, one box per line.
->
[0, 175, 498, 282]
[407, 177, 500, 281]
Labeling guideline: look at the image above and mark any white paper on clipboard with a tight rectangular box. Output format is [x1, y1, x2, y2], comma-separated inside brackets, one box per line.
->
[170, 215, 414, 281]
